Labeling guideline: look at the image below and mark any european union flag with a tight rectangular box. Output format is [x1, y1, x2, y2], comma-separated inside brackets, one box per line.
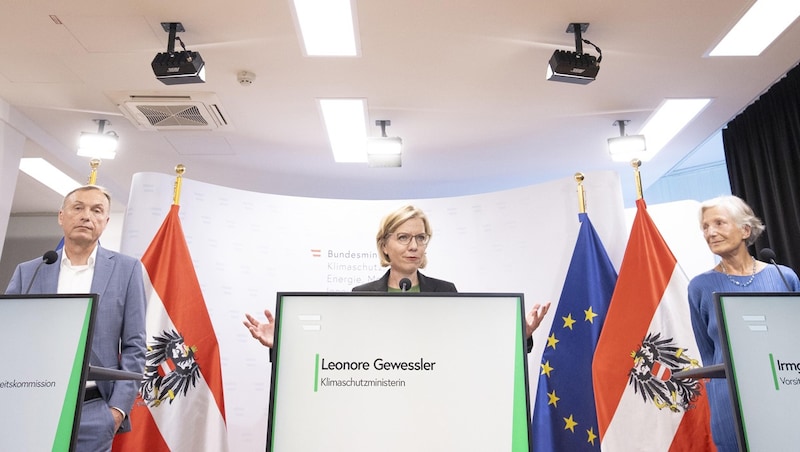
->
[531, 212, 617, 451]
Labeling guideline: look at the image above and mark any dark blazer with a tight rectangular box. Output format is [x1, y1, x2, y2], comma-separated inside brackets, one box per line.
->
[352, 269, 532, 352]
[352, 269, 457, 292]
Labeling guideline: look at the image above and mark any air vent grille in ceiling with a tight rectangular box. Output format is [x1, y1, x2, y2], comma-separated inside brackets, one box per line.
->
[113, 93, 230, 131]
[136, 104, 208, 127]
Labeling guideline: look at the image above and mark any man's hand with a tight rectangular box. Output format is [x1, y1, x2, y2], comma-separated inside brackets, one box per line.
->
[111, 408, 124, 433]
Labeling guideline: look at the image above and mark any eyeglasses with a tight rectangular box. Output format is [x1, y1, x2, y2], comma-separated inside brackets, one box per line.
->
[392, 233, 430, 246]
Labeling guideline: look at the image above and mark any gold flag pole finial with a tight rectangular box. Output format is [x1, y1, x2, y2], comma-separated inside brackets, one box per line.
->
[87, 159, 101, 185]
[631, 158, 643, 200]
[173, 164, 186, 205]
[574, 172, 586, 213]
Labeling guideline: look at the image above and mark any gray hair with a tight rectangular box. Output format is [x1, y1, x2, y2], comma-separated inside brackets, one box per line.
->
[699, 195, 764, 246]
[62, 185, 112, 209]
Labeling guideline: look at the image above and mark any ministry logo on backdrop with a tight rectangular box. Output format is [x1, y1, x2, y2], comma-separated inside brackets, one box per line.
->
[629, 331, 703, 412]
[319, 247, 382, 291]
[140, 329, 202, 407]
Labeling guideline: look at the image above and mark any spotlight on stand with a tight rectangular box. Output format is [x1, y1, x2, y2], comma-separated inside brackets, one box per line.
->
[152, 22, 205, 85]
[367, 120, 403, 168]
[607, 120, 647, 162]
[77, 119, 119, 160]
[546, 23, 602, 85]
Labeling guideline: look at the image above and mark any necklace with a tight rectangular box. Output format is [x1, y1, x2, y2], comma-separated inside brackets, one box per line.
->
[719, 256, 756, 287]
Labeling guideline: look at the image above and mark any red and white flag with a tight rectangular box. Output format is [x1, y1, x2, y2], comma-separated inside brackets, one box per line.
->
[114, 205, 229, 451]
[592, 199, 715, 451]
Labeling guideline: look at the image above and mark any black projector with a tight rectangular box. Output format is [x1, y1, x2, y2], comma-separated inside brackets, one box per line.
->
[546, 50, 600, 85]
[151, 51, 206, 85]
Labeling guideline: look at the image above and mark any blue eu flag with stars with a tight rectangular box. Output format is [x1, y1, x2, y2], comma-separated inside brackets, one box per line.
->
[531, 213, 617, 451]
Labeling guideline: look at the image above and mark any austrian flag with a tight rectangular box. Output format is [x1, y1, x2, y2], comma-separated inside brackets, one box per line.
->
[592, 199, 715, 451]
[113, 204, 229, 451]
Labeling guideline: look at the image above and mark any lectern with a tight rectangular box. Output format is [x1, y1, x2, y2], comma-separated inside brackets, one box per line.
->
[0, 294, 141, 451]
[678, 293, 800, 452]
[266, 292, 534, 452]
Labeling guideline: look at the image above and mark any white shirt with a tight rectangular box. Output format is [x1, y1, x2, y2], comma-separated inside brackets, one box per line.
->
[57, 246, 97, 294]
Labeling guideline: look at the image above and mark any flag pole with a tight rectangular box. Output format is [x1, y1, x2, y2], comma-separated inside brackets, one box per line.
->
[575, 172, 586, 213]
[87, 158, 101, 185]
[173, 164, 185, 206]
[631, 158, 643, 200]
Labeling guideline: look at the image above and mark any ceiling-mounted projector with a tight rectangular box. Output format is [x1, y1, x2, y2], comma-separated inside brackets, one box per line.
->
[153, 22, 206, 85]
[546, 23, 602, 85]
[152, 51, 206, 85]
[546, 50, 599, 85]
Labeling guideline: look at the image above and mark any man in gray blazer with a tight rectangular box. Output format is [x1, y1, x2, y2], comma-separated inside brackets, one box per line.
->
[5, 185, 146, 452]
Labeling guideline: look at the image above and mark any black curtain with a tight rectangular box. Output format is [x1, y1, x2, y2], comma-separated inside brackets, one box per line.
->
[723, 62, 800, 272]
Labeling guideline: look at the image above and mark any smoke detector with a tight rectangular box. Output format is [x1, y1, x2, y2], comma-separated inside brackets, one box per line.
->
[237, 71, 256, 86]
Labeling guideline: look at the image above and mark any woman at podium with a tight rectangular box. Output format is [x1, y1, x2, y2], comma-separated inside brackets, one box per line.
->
[244, 205, 549, 349]
[351, 205, 456, 293]
[688, 195, 800, 452]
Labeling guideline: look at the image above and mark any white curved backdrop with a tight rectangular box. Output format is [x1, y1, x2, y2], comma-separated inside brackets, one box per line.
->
[119, 170, 711, 451]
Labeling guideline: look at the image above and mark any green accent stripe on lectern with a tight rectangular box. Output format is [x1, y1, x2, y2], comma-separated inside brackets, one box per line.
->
[769, 353, 780, 390]
[314, 354, 320, 392]
[270, 298, 286, 452]
[511, 299, 528, 452]
[53, 298, 92, 451]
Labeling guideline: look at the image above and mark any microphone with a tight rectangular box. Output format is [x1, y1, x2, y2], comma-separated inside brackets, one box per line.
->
[758, 248, 791, 291]
[24, 250, 59, 294]
[399, 278, 412, 292]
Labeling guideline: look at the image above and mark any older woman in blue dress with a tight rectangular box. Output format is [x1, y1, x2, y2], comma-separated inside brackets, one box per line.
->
[688, 195, 800, 451]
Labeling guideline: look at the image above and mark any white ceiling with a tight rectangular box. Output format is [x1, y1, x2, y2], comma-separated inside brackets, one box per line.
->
[2, 0, 799, 214]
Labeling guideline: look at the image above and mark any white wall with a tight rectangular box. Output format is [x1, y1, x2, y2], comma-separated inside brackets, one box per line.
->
[0, 118, 25, 259]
